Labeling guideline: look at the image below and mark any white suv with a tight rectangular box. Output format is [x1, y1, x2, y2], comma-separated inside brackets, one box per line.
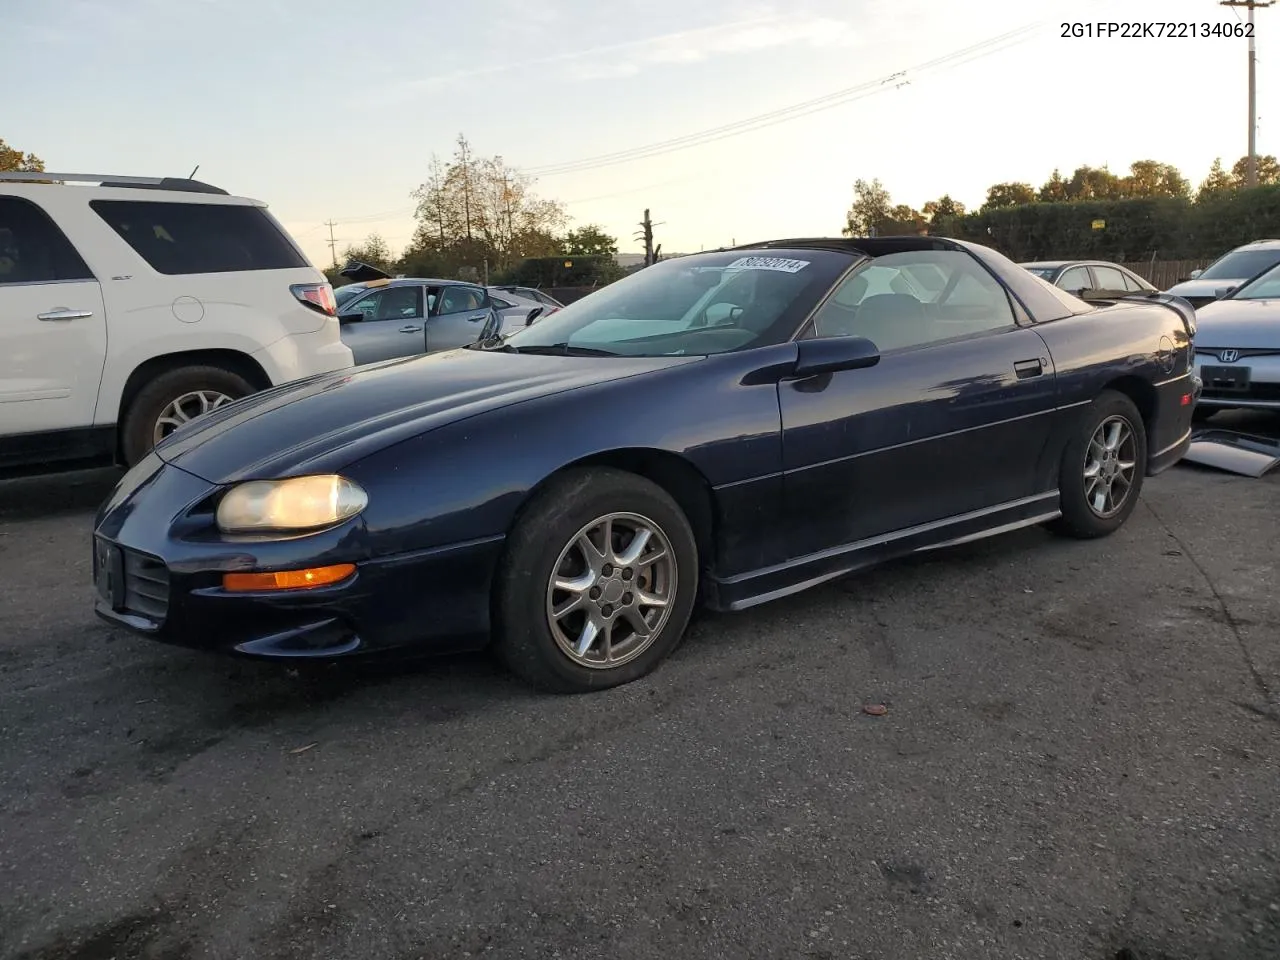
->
[0, 172, 354, 476]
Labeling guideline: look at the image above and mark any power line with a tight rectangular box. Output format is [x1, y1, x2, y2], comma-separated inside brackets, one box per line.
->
[523, 21, 1052, 178]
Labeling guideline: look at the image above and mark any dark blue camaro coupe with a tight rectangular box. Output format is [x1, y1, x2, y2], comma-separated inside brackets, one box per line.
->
[92, 236, 1200, 692]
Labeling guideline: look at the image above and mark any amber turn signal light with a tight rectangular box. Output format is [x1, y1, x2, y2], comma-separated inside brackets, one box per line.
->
[222, 563, 356, 592]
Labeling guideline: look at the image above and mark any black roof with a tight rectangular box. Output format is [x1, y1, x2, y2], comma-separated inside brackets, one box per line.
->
[732, 236, 964, 257]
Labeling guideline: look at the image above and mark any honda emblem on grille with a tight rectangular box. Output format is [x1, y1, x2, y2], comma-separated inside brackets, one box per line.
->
[1219, 349, 1240, 363]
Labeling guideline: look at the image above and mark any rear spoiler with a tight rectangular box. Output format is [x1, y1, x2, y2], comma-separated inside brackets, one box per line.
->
[1083, 289, 1197, 336]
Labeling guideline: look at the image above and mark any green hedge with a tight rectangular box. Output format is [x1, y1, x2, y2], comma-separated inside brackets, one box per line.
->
[932, 185, 1280, 260]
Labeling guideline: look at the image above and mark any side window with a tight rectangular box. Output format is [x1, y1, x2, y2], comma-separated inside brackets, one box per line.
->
[1057, 266, 1091, 294]
[1092, 265, 1129, 290]
[89, 200, 308, 275]
[0, 197, 95, 285]
[809, 250, 1016, 353]
[437, 286, 485, 315]
[1121, 271, 1145, 292]
[345, 286, 423, 322]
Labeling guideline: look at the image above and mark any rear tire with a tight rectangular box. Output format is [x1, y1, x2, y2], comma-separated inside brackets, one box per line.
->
[493, 467, 700, 693]
[1050, 389, 1147, 540]
[121, 366, 255, 466]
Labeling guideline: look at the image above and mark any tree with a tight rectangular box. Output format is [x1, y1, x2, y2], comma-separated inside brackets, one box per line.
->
[1063, 165, 1126, 201]
[1038, 169, 1069, 202]
[922, 195, 965, 221]
[407, 133, 569, 276]
[0, 138, 43, 172]
[1122, 160, 1189, 199]
[1198, 157, 1235, 200]
[340, 233, 394, 272]
[563, 224, 618, 257]
[982, 182, 1037, 210]
[1231, 154, 1280, 186]
[841, 178, 894, 236]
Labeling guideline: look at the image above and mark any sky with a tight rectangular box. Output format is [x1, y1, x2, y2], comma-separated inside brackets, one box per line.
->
[3, 0, 1271, 268]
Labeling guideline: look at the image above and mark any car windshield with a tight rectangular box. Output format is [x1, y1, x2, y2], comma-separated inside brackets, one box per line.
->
[1228, 261, 1280, 300]
[494, 249, 853, 357]
[1199, 249, 1280, 280]
[1022, 266, 1059, 280]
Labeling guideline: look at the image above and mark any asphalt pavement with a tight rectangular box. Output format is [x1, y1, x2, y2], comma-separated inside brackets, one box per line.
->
[1, 414, 1278, 960]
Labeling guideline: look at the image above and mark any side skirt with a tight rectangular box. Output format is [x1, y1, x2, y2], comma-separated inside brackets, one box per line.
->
[704, 491, 1061, 612]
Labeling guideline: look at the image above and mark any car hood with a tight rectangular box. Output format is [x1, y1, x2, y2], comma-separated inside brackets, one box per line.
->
[153, 348, 697, 485]
[1192, 298, 1280, 348]
[1165, 278, 1242, 299]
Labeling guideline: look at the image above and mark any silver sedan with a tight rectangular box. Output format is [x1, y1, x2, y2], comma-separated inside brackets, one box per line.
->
[1192, 261, 1280, 418]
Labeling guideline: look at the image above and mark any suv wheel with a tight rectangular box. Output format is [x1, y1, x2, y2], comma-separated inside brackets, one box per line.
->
[121, 366, 254, 466]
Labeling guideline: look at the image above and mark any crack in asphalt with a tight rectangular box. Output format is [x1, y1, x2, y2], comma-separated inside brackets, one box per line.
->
[1143, 499, 1278, 718]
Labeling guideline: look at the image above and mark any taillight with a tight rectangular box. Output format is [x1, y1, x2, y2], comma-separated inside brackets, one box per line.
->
[291, 282, 337, 316]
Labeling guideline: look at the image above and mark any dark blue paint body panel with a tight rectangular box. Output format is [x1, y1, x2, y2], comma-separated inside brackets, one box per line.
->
[91, 238, 1200, 662]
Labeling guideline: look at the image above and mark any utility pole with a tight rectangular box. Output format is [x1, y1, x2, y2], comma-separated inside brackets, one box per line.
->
[1222, 0, 1274, 187]
[325, 220, 339, 269]
[639, 209, 654, 266]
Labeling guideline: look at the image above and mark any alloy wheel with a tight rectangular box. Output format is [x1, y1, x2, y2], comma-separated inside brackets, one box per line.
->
[1083, 415, 1137, 518]
[545, 511, 677, 669]
[152, 390, 235, 443]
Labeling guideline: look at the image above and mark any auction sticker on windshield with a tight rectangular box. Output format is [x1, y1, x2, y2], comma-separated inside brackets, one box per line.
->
[725, 256, 810, 273]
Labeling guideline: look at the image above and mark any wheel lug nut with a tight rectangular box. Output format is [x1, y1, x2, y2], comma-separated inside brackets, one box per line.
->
[623, 592, 633, 605]
[622, 568, 633, 580]
[601, 564, 613, 576]
[602, 604, 613, 617]
[589, 587, 601, 600]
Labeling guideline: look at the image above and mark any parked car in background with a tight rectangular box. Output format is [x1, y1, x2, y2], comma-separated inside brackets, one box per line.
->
[336, 277, 499, 364]
[0, 171, 353, 477]
[92, 235, 1198, 693]
[1020, 260, 1156, 297]
[1190, 258, 1280, 418]
[488, 289, 550, 335]
[1166, 239, 1280, 308]
[490, 284, 565, 313]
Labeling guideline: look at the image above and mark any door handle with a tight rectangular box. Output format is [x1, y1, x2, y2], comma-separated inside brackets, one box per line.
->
[399, 324, 422, 334]
[1014, 358, 1043, 379]
[467, 313, 487, 322]
[37, 308, 94, 322]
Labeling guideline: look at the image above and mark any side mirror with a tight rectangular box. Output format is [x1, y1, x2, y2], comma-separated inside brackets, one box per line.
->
[793, 336, 880, 377]
[337, 311, 362, 324]
[1188, 269, 1203, 280]
[1215, 286, 1236, 298]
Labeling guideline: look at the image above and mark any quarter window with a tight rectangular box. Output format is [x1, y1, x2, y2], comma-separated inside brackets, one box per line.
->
[808, 250, 1016, 352]
[0, 196, 95, 285]
[90, 200, 309, 275]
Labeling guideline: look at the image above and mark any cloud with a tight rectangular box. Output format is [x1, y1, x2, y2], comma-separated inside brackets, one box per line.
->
[567, 14, 861, 79]
[363, 8, 860, 105]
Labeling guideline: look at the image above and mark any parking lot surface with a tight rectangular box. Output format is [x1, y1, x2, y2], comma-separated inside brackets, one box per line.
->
[1, 416, 1278, 960]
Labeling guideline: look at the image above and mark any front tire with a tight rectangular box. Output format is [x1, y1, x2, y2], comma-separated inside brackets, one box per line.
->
[121, 366, 254, 466]
[493, 467, 700, 693]
[1051, 389, 1147, 539]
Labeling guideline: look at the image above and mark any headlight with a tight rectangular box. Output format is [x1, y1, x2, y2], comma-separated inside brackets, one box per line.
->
[215, 475, 368, 534]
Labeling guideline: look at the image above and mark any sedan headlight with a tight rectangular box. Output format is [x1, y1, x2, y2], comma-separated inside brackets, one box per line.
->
[215, 475, 368, 534]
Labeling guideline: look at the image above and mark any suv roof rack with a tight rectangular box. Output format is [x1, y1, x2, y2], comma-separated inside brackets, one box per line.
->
[0, 172, 229, 195]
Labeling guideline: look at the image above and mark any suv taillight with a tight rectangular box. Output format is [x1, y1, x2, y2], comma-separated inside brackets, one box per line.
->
[291, 282, 337, 316]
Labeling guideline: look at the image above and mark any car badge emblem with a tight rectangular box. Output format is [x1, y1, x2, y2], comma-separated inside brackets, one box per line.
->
[1219, 349, 1240, 363]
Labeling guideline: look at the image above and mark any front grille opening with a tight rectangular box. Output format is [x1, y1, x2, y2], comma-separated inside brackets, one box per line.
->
[123, 550, 170, 622]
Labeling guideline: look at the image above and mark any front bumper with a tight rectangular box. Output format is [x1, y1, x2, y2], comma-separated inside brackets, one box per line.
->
[1194, 354, 1280, 410]
[91, 458, 502, 659]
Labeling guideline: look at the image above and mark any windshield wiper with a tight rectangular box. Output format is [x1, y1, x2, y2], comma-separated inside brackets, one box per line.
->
[506, 342, 621, 357]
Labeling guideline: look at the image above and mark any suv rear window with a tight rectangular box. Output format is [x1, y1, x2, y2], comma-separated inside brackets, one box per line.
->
[90, 200, 308, 275]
